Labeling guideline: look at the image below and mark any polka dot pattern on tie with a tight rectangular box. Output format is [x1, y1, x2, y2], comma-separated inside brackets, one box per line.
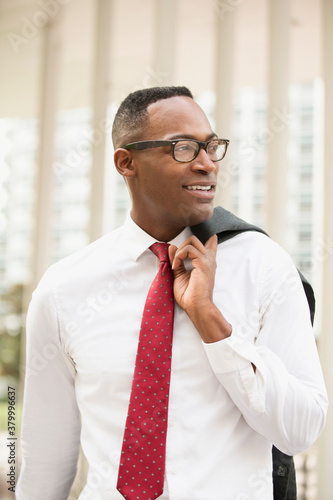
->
[117, 243, 174, 500]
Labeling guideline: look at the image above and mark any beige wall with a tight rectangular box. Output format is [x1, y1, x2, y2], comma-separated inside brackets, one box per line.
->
[0, 0, 323, 118]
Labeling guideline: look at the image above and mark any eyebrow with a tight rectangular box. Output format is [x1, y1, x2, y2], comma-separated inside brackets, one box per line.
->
[167, 132, 218, 141]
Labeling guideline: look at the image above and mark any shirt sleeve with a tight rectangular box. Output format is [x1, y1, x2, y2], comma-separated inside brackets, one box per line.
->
[203, 246, 328, 457]
[16, 272, 81, 500]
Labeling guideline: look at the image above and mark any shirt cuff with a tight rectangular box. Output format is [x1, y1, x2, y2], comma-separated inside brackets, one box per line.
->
[203, 335, 261, 373]
[203, 335, 267, 413]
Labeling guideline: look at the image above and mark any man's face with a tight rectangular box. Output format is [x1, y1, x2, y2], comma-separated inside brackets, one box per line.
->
[126, 96, 220, 240]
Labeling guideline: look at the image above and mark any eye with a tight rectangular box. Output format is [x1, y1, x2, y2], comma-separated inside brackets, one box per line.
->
[174, 141, 197, 153]
[207, 141, 219, 153]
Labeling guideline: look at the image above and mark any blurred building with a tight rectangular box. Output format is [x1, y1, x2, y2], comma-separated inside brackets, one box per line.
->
[0, 81, 324, 286]
[0, 0, 332, 499]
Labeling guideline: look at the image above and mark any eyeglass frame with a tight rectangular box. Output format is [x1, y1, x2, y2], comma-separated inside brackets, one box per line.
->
[122, 138, 230, 163]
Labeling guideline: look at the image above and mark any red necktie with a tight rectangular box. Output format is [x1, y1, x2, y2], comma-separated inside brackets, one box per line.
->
[117, 242, 174, 500]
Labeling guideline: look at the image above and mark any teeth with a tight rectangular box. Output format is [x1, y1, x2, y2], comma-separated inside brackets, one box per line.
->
[186, 185, 212, 191]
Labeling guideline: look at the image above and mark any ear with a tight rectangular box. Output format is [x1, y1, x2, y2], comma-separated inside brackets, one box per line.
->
[114, 148, 136, 178]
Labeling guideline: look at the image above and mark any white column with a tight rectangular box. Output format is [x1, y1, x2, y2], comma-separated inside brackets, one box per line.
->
[237, 89, 255, 221]
[31, 19, 61, 286]
[265, 0, 290, 246]
[21, 16, 62, 403]
[153, 0, 177, 86]
[89, 0, 113, 242]
[214, 4, 235, 211]
[317, 1, 333, 498]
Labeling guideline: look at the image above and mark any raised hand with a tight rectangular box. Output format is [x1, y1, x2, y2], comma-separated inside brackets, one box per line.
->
[169, 235, 232, 343]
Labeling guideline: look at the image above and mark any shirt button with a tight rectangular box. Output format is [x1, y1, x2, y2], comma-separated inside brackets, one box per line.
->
[171, 467, 177, 474]
[169, 419, 175, 426]
[110, 451, 120, 464]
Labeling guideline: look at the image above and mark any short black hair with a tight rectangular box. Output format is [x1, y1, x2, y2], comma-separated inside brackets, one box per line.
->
[112, 86, 193, 149]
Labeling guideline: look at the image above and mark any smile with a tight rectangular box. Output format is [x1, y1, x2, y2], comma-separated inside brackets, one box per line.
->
[183, 184, 216, 200]
[184, 185, 214, 191]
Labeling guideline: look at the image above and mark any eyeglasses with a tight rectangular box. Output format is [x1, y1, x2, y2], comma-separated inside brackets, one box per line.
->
[123, 138, 230, 163]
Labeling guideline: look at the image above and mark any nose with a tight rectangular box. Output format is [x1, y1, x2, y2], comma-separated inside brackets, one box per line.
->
[190, 147, 218, 174]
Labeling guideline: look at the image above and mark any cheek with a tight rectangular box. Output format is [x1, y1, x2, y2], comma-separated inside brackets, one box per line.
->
[138, 175, 168, 207]
[137, 159, 184, 206]
[143, 169, 180, 200]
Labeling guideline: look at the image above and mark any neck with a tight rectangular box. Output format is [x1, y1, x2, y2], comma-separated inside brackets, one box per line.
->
[130, 211, 185, 242]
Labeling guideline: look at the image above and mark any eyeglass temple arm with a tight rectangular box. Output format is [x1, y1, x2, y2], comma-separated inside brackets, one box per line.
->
[123, 140, 171, 150]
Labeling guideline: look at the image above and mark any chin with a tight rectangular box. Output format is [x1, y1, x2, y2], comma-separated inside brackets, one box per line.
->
[178, 204, 214, 228]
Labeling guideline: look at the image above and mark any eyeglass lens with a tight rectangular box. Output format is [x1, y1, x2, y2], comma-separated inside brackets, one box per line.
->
[173, 140, 226, 162]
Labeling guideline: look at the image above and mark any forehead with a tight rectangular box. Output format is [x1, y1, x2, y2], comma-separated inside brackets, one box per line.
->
[144, 96, 214, 140]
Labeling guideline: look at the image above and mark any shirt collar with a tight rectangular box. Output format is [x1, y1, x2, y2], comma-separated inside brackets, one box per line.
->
[122, 211, 193, 262]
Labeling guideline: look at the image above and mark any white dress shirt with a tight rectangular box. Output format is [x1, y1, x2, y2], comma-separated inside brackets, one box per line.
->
[16, 213, 328, 500]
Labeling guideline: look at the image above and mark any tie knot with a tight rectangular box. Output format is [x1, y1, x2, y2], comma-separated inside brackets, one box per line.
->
[150, 242, 170, 263]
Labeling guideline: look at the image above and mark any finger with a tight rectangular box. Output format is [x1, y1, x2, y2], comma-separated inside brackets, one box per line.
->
[169, 244, 186, 272]
[168, 244, 177, 267]
[205, 234, 218, 255]
[176, 235, 206, 254]
[172, 244, 202, 268]
[174, 234, 217, 263]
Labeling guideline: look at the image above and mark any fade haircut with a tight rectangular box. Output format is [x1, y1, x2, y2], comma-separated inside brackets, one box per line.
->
[112, 86, 193, 149]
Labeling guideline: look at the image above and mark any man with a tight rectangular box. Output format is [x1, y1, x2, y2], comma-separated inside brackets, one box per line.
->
[17, 86, 327, 499]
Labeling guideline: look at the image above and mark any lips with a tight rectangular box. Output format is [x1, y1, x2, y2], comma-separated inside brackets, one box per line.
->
[183, 184, 215, 191]
[183, 183, 216, 199]
[184, 185, 213, 191]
